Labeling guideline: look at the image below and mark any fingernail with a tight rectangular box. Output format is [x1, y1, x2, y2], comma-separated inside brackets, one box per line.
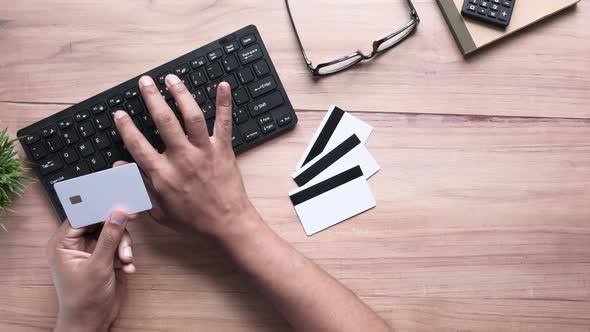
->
[109, 210, 128, 225]
[123, 246, 133, 259]
[114, 110, 126, 120]
[165, 74, 181, 85]
[139, 76, 154, 87]
[219, 81, 230, 91]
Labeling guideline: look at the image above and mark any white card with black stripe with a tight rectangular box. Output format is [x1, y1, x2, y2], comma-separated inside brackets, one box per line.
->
[295, 105, 373, 172]
[292, 134, 380, 189]
[289, 166, 376, 235]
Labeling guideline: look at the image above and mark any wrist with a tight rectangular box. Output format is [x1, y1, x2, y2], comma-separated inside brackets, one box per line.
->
[212, 203, 265, 245]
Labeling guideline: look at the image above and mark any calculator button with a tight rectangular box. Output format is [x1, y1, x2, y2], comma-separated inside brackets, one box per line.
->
[502, 1, 512, 7]
[498, 9, 509, 20]
[488, 10, 498, 18]
[480, 1, 488, 8]
[467, 4, 476, 11]
[477, 7, 487, 15]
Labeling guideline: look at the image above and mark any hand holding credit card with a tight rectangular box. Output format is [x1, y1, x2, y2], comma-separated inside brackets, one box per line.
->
[55, 163, 152, 228]
[289, 106, 379, 235]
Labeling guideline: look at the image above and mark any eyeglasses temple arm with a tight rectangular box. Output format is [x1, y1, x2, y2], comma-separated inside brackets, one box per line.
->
[284, 0, 315, 71]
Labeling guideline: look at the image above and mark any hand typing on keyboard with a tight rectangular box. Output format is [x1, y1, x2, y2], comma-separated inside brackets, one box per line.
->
[114, 75, 256, 236]
[48, 73, 391, 332]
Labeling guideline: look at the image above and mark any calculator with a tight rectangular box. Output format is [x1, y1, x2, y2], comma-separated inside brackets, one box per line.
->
[461, 0, 516, 28]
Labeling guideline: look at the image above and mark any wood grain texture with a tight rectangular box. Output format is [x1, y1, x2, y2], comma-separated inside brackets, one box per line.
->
[1, 0, 590, 330]
[0, 0, 588, 118]
[1, 103, 590, 331]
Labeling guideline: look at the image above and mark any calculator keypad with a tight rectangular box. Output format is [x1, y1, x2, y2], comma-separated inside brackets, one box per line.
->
[462, 0, 515, 28]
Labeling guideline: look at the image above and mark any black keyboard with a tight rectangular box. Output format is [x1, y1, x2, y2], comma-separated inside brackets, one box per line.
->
[461, 0, 515, 28]
[17, 25, 298, 222]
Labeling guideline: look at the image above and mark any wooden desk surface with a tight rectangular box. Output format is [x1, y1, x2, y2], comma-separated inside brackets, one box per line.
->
[1, 1, 589, 331]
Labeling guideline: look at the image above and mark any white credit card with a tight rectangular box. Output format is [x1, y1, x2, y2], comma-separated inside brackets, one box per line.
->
[54, 163, 152, 228]
[292, 134, 380, 189]
[295, 105, 373, 171]
[289, 166, 376, 236]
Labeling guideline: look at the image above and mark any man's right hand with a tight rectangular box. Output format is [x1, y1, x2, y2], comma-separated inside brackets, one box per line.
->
[113, 75, 257, 237]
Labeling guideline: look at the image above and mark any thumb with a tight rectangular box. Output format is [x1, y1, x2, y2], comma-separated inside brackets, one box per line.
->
[91, 210, 129, 267]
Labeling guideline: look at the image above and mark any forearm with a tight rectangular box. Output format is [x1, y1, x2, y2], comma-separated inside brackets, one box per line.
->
[217, 207, 391, 332]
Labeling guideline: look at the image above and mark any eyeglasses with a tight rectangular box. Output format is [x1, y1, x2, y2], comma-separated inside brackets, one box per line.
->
[285, 0, 420, 76]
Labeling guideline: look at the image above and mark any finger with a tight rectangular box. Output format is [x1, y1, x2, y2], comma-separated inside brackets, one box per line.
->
[91, 210, 129, 267]
[138, 76, 186, 150]
[165, 74, 209, 148]
[114, 111, 162, 174]
[117, 230, 134, 265]
[122, 263, 136, 274]
[213, 82, 233, 145]
[113, 160, 128, 168]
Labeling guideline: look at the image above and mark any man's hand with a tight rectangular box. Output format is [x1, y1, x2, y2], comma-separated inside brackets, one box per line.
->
[47, 211, 134, 332]
[113, 75, 256, 237]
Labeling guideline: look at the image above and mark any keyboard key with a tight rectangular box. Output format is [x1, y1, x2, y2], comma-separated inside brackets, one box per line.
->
[92, 113, 111, 131]
[108, 128, 122, 144]
[206, 82, 219, 99]
[159, 87, 172, 100]
[140, 113, 155, 128]
[175, 63, 190, 76]
[104, 147, 122, 166]
[237, 67, 255, 84]
[30, 142, 47, 160]
[61, 129, 79, 145]
[221, 74, 238, 89]
[77, 140, 95, 157]
[24, 132, 41, 145]
[248, 76, 277, 98]
[240, 34, 256, 46]
[156, 72, 170, 85]
[125, 98, 144, 116]
[46, 168, 75, 188]
[190, 57, 207, 69]
[89, 154, 107, 171]
[46, 136, 64, 153]
[253, 60, 270, 77]
[90, 102, 108, 114]
[248, 91, 284, 117]
[277, 112, 293, 127]
[61, 147, 79, 165]
[190, 69, 208, 87]
[107, 94, 124, 107]
[202, 103, 216, 120]
[232, 128, 242, 147]
[132, 116, 144, 131]
[39, 155, 64, 176]
[222, 54, 240, 72]
[232, 88, 249, 105]
[41, 125, 58, 137]
[224, 40, 240, 54]
[260, 122, 276, 134]
[77, 121, 95, 139]
[239, 44, 263, 65]
[208, 49, 223, 61]
[243, 129, 260, 142]
[124, 87, 140, 99]
[73, 160, 91, 176]
[206, 62, 224, 80]
[93, 132, 111, 150]
[191, 89, 207, 105]
[74, 110, 91, 122]
[257, 114, 273, 126]
[232, 107, 249, 124]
